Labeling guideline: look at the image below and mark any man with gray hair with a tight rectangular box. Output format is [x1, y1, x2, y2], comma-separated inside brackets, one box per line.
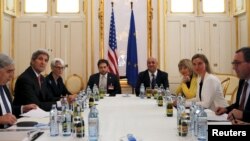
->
[0, 53, 37, 128]
[13, 49, 58, 111]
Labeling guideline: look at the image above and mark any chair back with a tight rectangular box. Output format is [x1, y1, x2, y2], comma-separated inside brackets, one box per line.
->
[229, 86, 238, 105]
[214, 73, 239, 104]
[65, 74, 83, 94]
[221, 77, 230, 97]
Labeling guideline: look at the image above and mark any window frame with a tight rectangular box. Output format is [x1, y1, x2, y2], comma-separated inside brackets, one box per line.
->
[168, 0, 197, 16]
[200, 0, 228, 16]
[52, 0, 83, 16]
[21, 0, 50, 16]
[20, 0, 84, 17]
[167, 0, 229, 17]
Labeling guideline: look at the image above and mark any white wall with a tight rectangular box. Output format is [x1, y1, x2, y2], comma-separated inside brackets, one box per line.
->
[2, 14, 13, 56]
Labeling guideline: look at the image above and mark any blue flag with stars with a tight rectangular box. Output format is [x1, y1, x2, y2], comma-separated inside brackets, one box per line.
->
[126, 9, 138, 88]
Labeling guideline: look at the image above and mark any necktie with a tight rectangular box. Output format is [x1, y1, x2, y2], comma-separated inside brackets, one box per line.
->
[151, 74, 156, 89]
[37, 75, 41, 88]
[100, 75, 107, 89]
[199, 81, 203, 101]
[0, 86, 11, 113]
[239, 82, 248, 110]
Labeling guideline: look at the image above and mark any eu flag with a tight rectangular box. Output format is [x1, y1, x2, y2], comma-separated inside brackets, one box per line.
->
[126, 9, 138, 88]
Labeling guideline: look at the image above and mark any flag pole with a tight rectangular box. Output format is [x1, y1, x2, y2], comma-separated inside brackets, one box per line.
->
[130, 1, 134, 94]
[126, 0, 138, 95]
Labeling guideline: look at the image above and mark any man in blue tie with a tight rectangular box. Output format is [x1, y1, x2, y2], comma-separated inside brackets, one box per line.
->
[0, 53, 37, 128]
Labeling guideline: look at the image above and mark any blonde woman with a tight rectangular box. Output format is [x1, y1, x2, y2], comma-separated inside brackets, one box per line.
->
[176, 59, 197, 99]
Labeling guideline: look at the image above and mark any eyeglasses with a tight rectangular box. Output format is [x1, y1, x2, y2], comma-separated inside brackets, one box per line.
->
[231, 61, 246, 66]
[54, 66, 65, 70]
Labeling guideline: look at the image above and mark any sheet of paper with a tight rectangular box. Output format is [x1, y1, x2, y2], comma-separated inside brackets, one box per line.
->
[20, 107, 49, 118]
[205, 109, 229, 122]
[0, 131, 28, 141]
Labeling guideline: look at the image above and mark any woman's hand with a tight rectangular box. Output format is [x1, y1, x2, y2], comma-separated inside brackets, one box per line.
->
[182, 75, 190, 83]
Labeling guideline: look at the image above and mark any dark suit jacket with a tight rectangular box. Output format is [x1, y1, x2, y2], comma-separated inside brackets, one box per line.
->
[13, 66, 58, 111]
[45, 72, 71, 99]
[0, 85, 21, 128]
[87, 72, 121, 96]
[226, 79, 250, 122]
[135, 69, 169, 96]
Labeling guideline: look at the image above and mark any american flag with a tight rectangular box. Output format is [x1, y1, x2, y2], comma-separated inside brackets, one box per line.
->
[108, 7, 119, 76]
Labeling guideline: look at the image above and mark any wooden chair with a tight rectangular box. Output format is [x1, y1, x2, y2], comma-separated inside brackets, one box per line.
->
[65, 74, 84, 94]
[221, 77, 230, 97]
[228, 86, 238, 105]
[214, 73, 239, 104]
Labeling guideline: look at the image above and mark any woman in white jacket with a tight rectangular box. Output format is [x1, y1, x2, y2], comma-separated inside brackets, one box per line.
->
[190, 54, 228, 111]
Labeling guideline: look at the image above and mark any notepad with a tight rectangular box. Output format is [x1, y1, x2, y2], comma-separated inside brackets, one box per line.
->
[20, 107, 49, 118]
[0, 131, 28, 141]
[205, 109, 229, 122]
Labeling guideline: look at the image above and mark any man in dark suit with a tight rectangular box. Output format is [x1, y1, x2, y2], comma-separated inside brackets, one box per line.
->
[45, 58, 77, 102]
[87, 59, 121, 96]
[135, 57, 169, 96]
[13, 49, 58, 111]
[0, 53, 37, 128]
[216, 47, 250, 122]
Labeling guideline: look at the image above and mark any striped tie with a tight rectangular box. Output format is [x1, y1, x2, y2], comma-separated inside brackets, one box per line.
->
[239, 82, 248, 110]
[151, 74, 156, 89]
[37, 75, 41, 88]
[0, 86, 11, 113]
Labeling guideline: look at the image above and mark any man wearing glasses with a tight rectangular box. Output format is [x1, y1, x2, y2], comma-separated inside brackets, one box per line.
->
[216, 47, 250, 123]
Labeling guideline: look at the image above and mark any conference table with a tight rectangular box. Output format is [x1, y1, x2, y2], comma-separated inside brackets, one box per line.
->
[2, 94, 230, 141]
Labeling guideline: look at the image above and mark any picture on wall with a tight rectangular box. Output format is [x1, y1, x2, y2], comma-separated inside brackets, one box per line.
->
[4, 0, 16, 16]
[234, 0, 246, 16]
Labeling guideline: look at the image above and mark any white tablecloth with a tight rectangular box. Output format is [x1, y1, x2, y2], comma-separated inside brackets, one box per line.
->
[2, 94, 229, 141]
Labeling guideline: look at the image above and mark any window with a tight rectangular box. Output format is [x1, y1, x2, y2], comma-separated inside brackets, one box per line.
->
[56, 0, 79, 13]
[169, 0, 227, 15]
[202, 0, 225, 13]
[171, 0, 194, 13]
[22, 0, 83, 16]
[25, 0, 47, 13]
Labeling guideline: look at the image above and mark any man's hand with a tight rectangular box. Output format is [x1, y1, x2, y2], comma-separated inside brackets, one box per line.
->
[22, 104, 37, 113]
[0, 113, 17, 125]
[215, 107, 227, 115]
[227, 109, 243, 121]
[68, 94, 78, 103]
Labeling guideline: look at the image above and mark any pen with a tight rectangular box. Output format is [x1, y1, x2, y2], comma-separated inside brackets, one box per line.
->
[31, 132, 44, 141]
[232, 114, 237, 124]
